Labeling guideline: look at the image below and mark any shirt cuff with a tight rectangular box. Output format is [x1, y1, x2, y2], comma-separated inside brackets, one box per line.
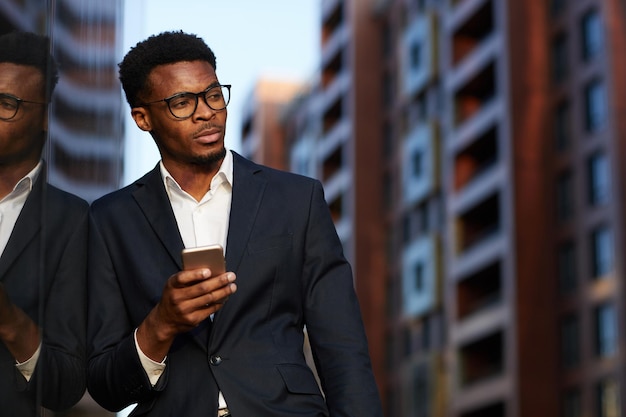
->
[134, 328, 166, 386]
[15, 343, 41, 382]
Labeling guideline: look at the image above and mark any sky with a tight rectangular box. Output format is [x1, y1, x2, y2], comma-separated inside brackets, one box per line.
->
[121, 0, 320, 185]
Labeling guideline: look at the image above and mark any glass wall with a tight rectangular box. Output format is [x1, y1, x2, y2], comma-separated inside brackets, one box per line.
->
[0, 0, 123, 415]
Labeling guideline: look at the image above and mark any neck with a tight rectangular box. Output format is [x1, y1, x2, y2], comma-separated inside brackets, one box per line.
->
[161, 147, 227, 201]
[164, 161, 221, 202]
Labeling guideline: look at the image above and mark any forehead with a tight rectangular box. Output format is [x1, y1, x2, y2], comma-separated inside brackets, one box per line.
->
[145, 60, 218, 98]
[0, 63, 45, 97]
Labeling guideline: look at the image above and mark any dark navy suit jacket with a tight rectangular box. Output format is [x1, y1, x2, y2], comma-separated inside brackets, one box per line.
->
[87, 152, 382, 417]
[0, 168, 88, 416]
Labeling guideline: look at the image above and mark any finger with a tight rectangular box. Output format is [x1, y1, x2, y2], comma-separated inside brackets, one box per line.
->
[170, 269, 211, 288]
[196, 282, 237, 309]
[185, 272, 236, 296]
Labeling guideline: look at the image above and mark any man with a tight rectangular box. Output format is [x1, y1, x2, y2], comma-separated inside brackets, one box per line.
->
[0, 31, 88, 415]
[88, 30, 382, 417]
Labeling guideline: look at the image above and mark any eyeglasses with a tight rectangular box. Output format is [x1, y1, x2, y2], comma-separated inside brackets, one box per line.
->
[139, 84, 231, 119]
[0, 93, 47, 121]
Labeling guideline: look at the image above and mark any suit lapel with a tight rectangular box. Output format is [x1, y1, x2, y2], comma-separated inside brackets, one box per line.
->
[133, 156, 267, 347]
[132, 166, 185, 270]
[225, 152, 266, 272]
[132, 166, 216, 350]
[209, 153, 266, 330]
[0, 171, 44, 281]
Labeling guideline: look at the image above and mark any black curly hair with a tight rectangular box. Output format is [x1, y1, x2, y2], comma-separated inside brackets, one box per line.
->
[0, 31, 59, 101]
[119, 30, 217, 107]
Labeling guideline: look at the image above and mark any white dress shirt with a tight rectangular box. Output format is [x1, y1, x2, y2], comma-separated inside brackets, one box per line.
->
[0, 161, 42, 381]
[135, 150, 233, 410]
[0, 162, 41, 253]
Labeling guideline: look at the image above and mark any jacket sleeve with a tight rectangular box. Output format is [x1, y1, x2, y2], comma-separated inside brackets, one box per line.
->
[31, 203, 88, 411]
[86, 212, 166, 412]
[301, 180, 383, 417]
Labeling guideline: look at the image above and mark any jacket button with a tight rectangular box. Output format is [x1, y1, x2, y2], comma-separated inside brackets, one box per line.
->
[210, 355, 222, 365]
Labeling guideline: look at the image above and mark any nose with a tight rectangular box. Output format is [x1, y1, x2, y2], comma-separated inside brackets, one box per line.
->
[193, 96, 216, 121]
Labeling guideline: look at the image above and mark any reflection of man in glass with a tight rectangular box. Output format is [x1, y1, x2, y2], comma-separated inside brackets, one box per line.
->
[0, 31, 88, 415]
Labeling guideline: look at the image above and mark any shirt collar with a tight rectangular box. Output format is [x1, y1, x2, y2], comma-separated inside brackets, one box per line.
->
[0, 161, 42, 205]
[9, 160, 41, 194]
[160, 149, 233, 197]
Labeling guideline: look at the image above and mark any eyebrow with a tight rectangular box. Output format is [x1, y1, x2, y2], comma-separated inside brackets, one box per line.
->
[174, 82, 221, 96]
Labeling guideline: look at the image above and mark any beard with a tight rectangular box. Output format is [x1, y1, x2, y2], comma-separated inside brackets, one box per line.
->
[190, 145, 227, 167]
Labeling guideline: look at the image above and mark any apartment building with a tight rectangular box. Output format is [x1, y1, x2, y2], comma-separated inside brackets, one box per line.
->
[247, 0, 626, 416]
[240, 78, 306, 170]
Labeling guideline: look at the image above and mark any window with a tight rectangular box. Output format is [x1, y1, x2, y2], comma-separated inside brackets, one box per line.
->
[457, 261, 502, 319]
[410, 41, 423, 72]
[591, 226, 613, 278]
[383, 73, 395, 107]
[459, 331, 504, 386]
[581, 9, 604, 61]
[551, 33, 569, 83]
[596, 378, 621, 417]
[412, 150, 424, 178]
[420, 315, 431, 350]
[381, 23, 393, 59]
[558, 241, 577, 293]
[402, 214, 412, 244]
[414, 263, 425, 292]
[556, 171, 574, 221]
[588, 153, 611, 206]
[461, 402, 505, 417]
[416, 202, 429, 235]
[410, 91, 428, 124]
[560, 314, 580, 369]
[402, 237, 437, 317]
[595, 303, 618, 358]
[412, 364, 430, 417]
[402, 327, 413, 358]
[584, 79, 607, 132]
[403, 203, 431, 243]
[457, 192, 500, 251]
[554, 101, 571, 151]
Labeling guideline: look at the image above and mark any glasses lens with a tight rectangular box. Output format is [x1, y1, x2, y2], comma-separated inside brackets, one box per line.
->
[204, 85, 230, 111]
[0, 95, 19, 120]
[168, 93, 198, 119]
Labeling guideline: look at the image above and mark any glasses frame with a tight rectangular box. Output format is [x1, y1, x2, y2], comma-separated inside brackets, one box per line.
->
[0, 93, 47, 121]
[138, 84, 231, 120]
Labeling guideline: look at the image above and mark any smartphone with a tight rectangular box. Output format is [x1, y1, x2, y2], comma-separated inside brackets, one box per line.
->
[181, 244, 226, 274]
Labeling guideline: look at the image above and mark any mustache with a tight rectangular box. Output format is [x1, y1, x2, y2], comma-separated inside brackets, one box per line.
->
[192, 123, 223, 136]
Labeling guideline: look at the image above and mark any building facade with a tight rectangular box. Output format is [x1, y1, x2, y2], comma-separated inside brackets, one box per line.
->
[246, 0, 626, 416]
[240, 78, 306, 170]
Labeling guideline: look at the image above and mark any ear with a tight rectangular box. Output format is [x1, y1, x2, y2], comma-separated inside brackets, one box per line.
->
[131, 107, 152, 132]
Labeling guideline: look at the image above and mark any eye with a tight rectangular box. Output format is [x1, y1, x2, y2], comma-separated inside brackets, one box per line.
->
[0, 97, 18, 111]
[168, 94, 194, 109]
[206, 91, 224, 102]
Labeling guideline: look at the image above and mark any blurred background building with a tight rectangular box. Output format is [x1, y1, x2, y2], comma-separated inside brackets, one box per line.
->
[244, 0, 626, 416]
[2, 0, 626, 416]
